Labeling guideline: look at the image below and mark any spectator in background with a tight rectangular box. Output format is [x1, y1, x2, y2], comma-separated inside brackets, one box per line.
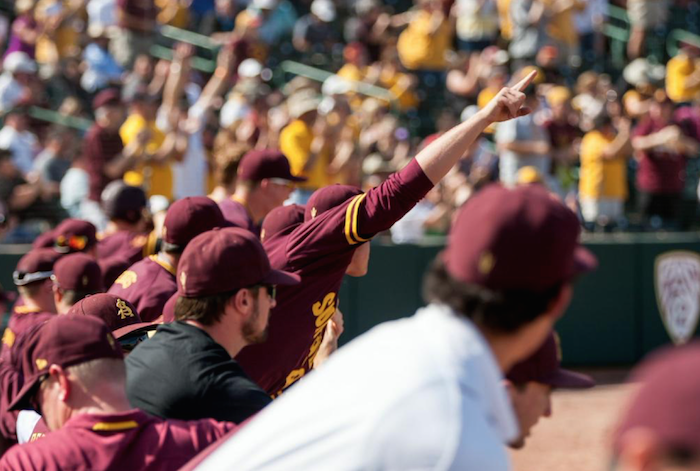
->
[495, 85, 551, 187]
[209, 142, 250, 203]
[87, 0, 119, 31]
[0, 52, 37, 114]
[235, 0, 298, 49]
[81, 24, 124, 94]
[579, 114, 632, 227]
[509, 0, 548, 69]
[33, 125, 76, 195]
[626, 0, 669, 59]
[0, 107, 40, 177]
[112, 0, 158, 69]
[293, 0, 339, 60]
[5, 0, 41, 59]
[666, 44, 700, 104]
[395, 0, 453, 75]
[34, 0, 82, 66]
[120, 89, 186, 200]
[632, 94, 699, 228]
[452, 0, 499, 55]
[122, 54, 155, 103]
[574, 0, 607, 70]
[280, 89, 332, 204]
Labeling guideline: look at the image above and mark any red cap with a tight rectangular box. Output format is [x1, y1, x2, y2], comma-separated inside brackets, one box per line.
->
[304, 184, 363, 222]
[237, 149, 307, 183]
[614, 343, 700, 453]
[506, 332, 594, 389]
[52, 253, 104, 292]
[32, 230, 55, 249]
[162, 197, 226, 248]
[261, 204, 305, 241]
[162, 292, 177, 323]
[177, 227, 300, 297]
[13, 248, 63, 286]
[53, 219, 98, 254]
[443, 184, 597, 293]
[8, 315, 123, 411]
[92, 88, 121, 110]
[66, 293, 146, 338]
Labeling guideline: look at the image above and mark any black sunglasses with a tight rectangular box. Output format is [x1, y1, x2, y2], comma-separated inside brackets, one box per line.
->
[250, 284, 276, 301]
[118, 333, 149, 353]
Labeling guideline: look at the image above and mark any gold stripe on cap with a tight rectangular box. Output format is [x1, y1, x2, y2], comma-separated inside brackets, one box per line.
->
[92, 420, 139, 432]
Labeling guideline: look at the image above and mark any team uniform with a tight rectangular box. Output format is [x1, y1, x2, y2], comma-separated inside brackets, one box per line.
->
[236, 159, 434, 395]
[108, 256, 176, 322]
[0, 410, 236, 471]
[98, 231, 151, 288]
[218, 198, 261, 238]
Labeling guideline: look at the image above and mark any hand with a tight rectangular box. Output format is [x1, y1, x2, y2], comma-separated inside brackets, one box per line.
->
[663, 125, 682, 144]
[136, 128, 152, 147]
[216, 44, 236, 72]
[480, 70, 537, 124]
[312, 310, 344, 369]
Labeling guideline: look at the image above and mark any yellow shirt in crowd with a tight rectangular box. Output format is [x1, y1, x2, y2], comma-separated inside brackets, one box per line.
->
[397, 10, 452, 71]
[497, 0, 513, 40]
[541, 0, 584, 47]
[579, 130, 628, 200]
[120, 114, 174, 200]
[280, 119, 332, 191]
[666, 53, 700, 103]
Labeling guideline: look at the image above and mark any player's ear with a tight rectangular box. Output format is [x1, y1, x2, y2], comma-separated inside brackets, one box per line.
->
[615, 428, 662, 471]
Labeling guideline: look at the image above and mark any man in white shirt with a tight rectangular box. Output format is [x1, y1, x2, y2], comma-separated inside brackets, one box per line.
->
[0, 52, 36, 114]
[0, 108, 39, 177]
[185, 153, 597, 468]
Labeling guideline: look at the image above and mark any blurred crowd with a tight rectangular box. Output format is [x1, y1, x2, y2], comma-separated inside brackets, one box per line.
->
[0, 0, 699, 243]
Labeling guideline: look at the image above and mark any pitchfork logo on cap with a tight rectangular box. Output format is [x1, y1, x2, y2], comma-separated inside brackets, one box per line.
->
[180, 271, 187, 291]
[116, 299, 134, 320]
[655, 251, 700, 345]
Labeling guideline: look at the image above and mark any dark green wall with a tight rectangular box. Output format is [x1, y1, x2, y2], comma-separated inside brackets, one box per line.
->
[338, 233, 700, 366]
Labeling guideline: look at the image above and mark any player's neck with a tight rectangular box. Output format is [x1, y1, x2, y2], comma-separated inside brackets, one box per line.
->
[232, 188, 266, 224]
[184, 319, 247, 358]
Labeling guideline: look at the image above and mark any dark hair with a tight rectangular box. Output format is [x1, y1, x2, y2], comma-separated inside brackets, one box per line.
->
[174, 291, 237, 326]
[61, 289, 95, 307]
[422, 258, 562, 334]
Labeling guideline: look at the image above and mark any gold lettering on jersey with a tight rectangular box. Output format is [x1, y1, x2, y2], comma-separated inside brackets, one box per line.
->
[277, 368, 306, 398]
[114, 271, 137, 289]
[2, 329, 15, 348]
[35, 358, 48, 370]
[305, 292, 337, 368]
[116, 299, 134, 320]
[29, 432, 45, 442]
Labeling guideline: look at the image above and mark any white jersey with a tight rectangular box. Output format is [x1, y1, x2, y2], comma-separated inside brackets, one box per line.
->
[193, 304, 518, 471]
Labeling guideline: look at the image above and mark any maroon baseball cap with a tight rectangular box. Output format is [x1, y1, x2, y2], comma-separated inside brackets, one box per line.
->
[162, 197, 226, 248]
[8, 314, 123, 411]
[52, 253, 104, 292]
[162, 292, 177, 323]
[32, 230, 55, 249]
[53, 219, 98, 254]
[443, 184, 597, 293]
[304, 184, 363, 222]
[237, 149, 307, 183]
[14, 248, 63, 286]
[261, 204, 305, 241]
[92, 88, 121, 109]
[506, 332, 594, 389]
[177, 227, 300, 297]
[66, 293, 153, 340]
[613, 342, 700, 454]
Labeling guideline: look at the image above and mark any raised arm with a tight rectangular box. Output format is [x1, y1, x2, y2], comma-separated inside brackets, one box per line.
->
[416, 70, 536, 184]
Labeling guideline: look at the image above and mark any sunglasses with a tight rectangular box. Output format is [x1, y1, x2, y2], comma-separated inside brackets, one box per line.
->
[118, 333, 149, 353]
[268, 178, 295, 189]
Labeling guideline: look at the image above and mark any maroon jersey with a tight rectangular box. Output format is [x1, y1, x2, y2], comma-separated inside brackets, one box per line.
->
[83, 124, 125, 202]
[634, 118, 689, 194]
[0, 409, 236, 471]
[107, 256, 176, 322]
[236, 159, 433, 396]
[219, 198, 261, 238]
[98, 231, 149, 286]
[1, 308, 54, 364]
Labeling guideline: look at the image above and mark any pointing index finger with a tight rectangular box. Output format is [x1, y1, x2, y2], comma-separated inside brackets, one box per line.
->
[514, 70, 538, 92]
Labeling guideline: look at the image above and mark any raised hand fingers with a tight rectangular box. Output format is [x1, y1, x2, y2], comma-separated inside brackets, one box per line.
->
[513, 69, 538, 92]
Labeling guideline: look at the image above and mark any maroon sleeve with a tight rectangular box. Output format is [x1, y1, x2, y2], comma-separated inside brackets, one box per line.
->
[633, 119, 653, 138]
[186, 419, 238, 451]
[285, 159, 433, 263]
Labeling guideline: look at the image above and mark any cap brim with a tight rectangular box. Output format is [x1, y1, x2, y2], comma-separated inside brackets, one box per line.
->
[541, 368, 595, 389]
[113, 322, 159, 340]
[8, 373, 42, 412]
[572, 246, 598, 276]
[262, 269, 300, 286]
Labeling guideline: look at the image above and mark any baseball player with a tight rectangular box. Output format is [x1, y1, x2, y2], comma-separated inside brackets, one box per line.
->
[505, 332, 594, 449]
[0, 315, 238, 470]
[612, 343, 700, 470]
[183, 181, 597, 471]
[96, 181, 153, 287]
[125, 228, 299, 423]
[219, 149, 306, 237]
[51, 253, 104, 314]
[236, 71, 541, 397]
[16, 293, 157, 445]
[108, 196, 225, 322]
